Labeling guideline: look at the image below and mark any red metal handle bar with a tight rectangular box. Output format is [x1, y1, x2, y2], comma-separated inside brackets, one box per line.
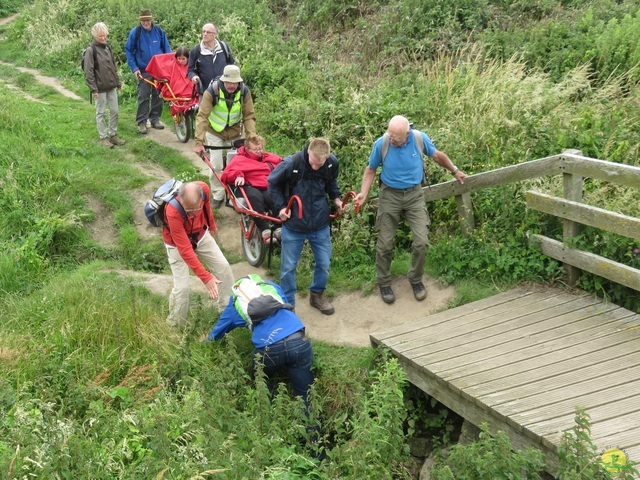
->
[198, 151, 302, 221]
[330, 191, 359, 219]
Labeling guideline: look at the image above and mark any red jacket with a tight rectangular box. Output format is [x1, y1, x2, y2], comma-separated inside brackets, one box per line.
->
[220, 146, 282, 189]
[161, 181, 217, 284]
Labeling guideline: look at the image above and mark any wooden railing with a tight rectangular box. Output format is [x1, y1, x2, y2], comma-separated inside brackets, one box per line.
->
[373, 150, 640, 290]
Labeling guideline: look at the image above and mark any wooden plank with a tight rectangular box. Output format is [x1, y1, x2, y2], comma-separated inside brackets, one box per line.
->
[421, 155, 563, 203]
[562, 154, 640, 189]
[526, 395, 640, 450]
[406, 296, 618, 366]
[437, 315, 640, 385]
[530, 235, 640, 292]
[370, 287, 539, 346]
[497, 367, 640, 418]
[562, 170, 584, 285]
[392, 290, 579, 357]
[373, 283, 640, 478]
[353, 155, 564, 208]
[477, 350, 640, 408]
[389, 287, 583, 352]
[463, 330, 640, 406]
[582, 416, 640, 448]
[527, 191, 640, 240]
[507, 378, 640, 426]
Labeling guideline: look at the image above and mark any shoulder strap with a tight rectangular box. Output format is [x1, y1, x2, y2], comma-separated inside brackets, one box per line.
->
[381, 134, 390, 163]
[209, 81, 246, 106]
[413, 130, 424, 155]
[205, 80, 220, 105]
[284, 152, 304, 198]
[135, 25, 141, 48]
[167, 197, 187, 224]
[220, 40, 232, 64]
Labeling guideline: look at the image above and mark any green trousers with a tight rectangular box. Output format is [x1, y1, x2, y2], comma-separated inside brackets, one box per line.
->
[375, 183, 430, 286]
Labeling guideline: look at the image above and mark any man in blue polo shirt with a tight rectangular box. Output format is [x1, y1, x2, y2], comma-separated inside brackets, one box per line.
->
[354, 115, 466, 304]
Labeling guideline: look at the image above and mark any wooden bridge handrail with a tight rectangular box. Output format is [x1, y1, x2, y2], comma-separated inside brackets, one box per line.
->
[561, 154, 640, 189]
[526, 191, 640, 240]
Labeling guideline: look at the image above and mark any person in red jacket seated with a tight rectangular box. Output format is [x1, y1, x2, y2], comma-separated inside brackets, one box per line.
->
[221, 134, 282, 243]
[162, 181, 235, 328]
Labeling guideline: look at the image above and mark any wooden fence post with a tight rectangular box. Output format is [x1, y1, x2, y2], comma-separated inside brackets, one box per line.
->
[562, 149, 583, 286]
[455, 192, 476, 236]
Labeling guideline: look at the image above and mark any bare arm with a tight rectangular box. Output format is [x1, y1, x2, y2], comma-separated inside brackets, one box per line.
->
[354, 166, 377, 206]
[432, 150, 466, 185]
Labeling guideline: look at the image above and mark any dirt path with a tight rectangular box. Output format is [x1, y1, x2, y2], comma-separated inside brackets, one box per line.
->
[5, 56, 457, 347]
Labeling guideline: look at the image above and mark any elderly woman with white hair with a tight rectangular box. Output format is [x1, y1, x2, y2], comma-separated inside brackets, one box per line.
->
[83, 22, 125, 148]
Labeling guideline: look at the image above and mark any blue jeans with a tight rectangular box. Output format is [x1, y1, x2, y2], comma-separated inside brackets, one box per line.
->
[255, 331, 314, 406]
[280, 224, 332, 307]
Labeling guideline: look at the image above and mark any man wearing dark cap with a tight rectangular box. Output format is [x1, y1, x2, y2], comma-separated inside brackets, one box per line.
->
[125, 8, 172, 134]
[193, 64, 256, 208]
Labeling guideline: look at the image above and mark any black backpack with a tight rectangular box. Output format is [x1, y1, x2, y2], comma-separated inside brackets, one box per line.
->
[81, 46, 96, 72]
[81, 44, 112, 71]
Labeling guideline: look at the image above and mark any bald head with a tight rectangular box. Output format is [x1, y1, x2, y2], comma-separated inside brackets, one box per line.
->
[387, 115, 411, 146]
[388, 116, 410, 136]
[202, 23, 217, 45]
[180, 182, 204, 210]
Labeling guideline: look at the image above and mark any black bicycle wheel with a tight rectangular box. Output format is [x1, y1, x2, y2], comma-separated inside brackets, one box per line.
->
[175, 112, 189, 143]
[185, 110, 195, 142]
[241, 218, 266, 267]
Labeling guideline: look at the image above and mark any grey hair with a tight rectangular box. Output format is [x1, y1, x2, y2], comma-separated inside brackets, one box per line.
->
[91, 22, 109, 37]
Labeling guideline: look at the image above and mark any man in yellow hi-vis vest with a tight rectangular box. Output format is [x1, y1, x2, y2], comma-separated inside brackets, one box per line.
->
[194, 65, 256, 208]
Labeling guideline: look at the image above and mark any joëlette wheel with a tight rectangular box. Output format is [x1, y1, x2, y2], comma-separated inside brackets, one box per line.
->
[241, 219, 266, 267]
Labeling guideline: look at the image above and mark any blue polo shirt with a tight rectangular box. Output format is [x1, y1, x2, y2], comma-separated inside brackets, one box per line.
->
[368, 130, 436, 189]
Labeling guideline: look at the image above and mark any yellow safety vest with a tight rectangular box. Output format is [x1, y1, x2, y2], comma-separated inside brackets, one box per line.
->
[208, 87, 243, 132]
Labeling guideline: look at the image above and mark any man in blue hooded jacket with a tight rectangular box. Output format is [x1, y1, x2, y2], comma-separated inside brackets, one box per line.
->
[125, 8, 171, 134]
[267, 138, 344, 315]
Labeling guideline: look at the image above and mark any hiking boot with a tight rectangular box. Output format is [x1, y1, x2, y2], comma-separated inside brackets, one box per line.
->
[150, 122, 165, 130]
[411, 281, 427, 301]
[138, 123, 148, 134]
[379, 285, 395, 304]
[99, 137, 114, 148]
[109, 135, 126, 146]
[309, 291, 334, 315]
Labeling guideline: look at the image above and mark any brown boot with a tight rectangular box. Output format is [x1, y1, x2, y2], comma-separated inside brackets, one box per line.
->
[309, 291, 335, 315]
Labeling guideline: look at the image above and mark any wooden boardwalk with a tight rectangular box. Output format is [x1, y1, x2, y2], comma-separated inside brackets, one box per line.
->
[370, 285, 640, 476]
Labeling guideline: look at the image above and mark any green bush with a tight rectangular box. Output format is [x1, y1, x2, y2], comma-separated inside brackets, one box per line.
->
[431, 424, 546, 479]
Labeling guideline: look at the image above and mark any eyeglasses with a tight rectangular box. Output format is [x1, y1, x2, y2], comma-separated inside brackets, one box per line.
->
[184, 205, 203, 214]
[246, 145, 263, 153]
[387, 130, 409, 144]
[202, 30, 217, 35]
